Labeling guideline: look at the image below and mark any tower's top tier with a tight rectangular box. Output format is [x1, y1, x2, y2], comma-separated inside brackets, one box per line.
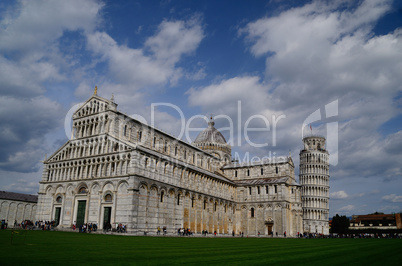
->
[302, 135, 326, 152]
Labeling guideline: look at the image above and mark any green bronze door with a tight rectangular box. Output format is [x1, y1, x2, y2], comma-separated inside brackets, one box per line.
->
[103, 207, 111, 228]
[54, 207, 61, 226]
[76, 200, 86, 227]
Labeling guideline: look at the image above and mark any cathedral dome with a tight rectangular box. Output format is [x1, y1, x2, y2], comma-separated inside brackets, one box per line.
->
[194, 119, 227, 144]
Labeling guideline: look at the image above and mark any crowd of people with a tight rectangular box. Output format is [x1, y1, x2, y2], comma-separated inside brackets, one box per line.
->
[101, 222, 126, 233]
[177, 228, 193, 236]
[3, 218, 401, 238]
[77, 223, 98, 233]
[0, 220, 58, 230]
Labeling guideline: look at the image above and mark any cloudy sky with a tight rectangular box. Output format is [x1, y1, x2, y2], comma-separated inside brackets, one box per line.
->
[1, 0, 401, 217]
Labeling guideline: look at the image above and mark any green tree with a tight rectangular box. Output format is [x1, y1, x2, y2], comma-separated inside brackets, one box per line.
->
[330, 214, 350, 234]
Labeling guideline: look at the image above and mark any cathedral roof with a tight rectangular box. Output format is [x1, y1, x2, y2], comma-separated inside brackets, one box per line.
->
[193, 118, 227, 144]
[234, 177, 290, 185]
[0, 191, 38, 203]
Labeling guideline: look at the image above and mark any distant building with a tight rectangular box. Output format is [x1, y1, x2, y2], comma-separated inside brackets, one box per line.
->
[349, 213, 402, 231]
[0, 191, 38, 225]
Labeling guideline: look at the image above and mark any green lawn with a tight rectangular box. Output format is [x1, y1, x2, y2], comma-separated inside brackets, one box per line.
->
[1, 230, 401, 265]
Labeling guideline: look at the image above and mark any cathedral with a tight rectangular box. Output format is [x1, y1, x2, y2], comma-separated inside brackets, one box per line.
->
[36, 89, 330, 236]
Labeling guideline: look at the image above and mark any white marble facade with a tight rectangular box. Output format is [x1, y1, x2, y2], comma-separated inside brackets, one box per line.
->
[36, 91, 328, 236]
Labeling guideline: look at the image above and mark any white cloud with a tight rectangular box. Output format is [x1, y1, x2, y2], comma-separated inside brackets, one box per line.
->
[145, 17, 205, 65]
[86, 17, 205, 91]
[330, 190, 349, 199]
[338, 204, 355, 211]
[0, 0, 102, 54]
[382, 194, 402, 203]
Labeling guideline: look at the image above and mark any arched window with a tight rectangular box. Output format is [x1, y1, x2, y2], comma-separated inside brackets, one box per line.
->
[261, 168, 263, 175]
[251, 207, 255, 218]
[204, 200, 207, 210]
[104, 194, 112, 202]
[56, 196, 62, 203]
[160, 191, 164, 203]
[123, 125, 127, 136]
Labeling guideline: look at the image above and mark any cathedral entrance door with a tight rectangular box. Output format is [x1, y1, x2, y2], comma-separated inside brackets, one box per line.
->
[265, 220, 274, 236]
[54, 207, 61, 226]
[76, 200, 86, 228]
[103, 207, 111, 229]
[267, 224, 273, 235]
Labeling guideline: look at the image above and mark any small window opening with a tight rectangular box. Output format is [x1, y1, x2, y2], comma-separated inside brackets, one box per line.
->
[251, 208, 255, 218]
[56, 196, 62, 203]
[105, 194, 112, 202]
[78, 187, 87, 194]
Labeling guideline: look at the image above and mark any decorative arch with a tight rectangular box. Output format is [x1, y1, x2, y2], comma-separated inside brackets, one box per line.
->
[91, 182, 100, 194]
[45, 185, 54, 195]
[139, 182, 148, 194]
[102, 181, 115, 192]
[117, 180, 129, 193]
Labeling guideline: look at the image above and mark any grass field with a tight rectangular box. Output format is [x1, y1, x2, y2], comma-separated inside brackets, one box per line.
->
[1, 230, 401, 265]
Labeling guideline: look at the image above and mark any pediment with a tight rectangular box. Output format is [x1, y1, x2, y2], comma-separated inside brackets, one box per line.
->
[72, 94, 116, 119]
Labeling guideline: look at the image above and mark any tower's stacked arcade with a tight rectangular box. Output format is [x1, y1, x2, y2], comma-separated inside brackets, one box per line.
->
[300, 136, 330, 235]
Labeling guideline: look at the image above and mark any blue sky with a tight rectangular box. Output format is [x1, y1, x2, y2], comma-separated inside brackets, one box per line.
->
[1, 0, 402, 217]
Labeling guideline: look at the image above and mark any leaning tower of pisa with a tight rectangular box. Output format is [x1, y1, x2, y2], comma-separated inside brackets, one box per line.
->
[300, 135, 330, 235]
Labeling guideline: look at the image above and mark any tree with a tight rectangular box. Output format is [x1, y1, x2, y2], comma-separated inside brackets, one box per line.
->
[330, 214, 350, 234]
